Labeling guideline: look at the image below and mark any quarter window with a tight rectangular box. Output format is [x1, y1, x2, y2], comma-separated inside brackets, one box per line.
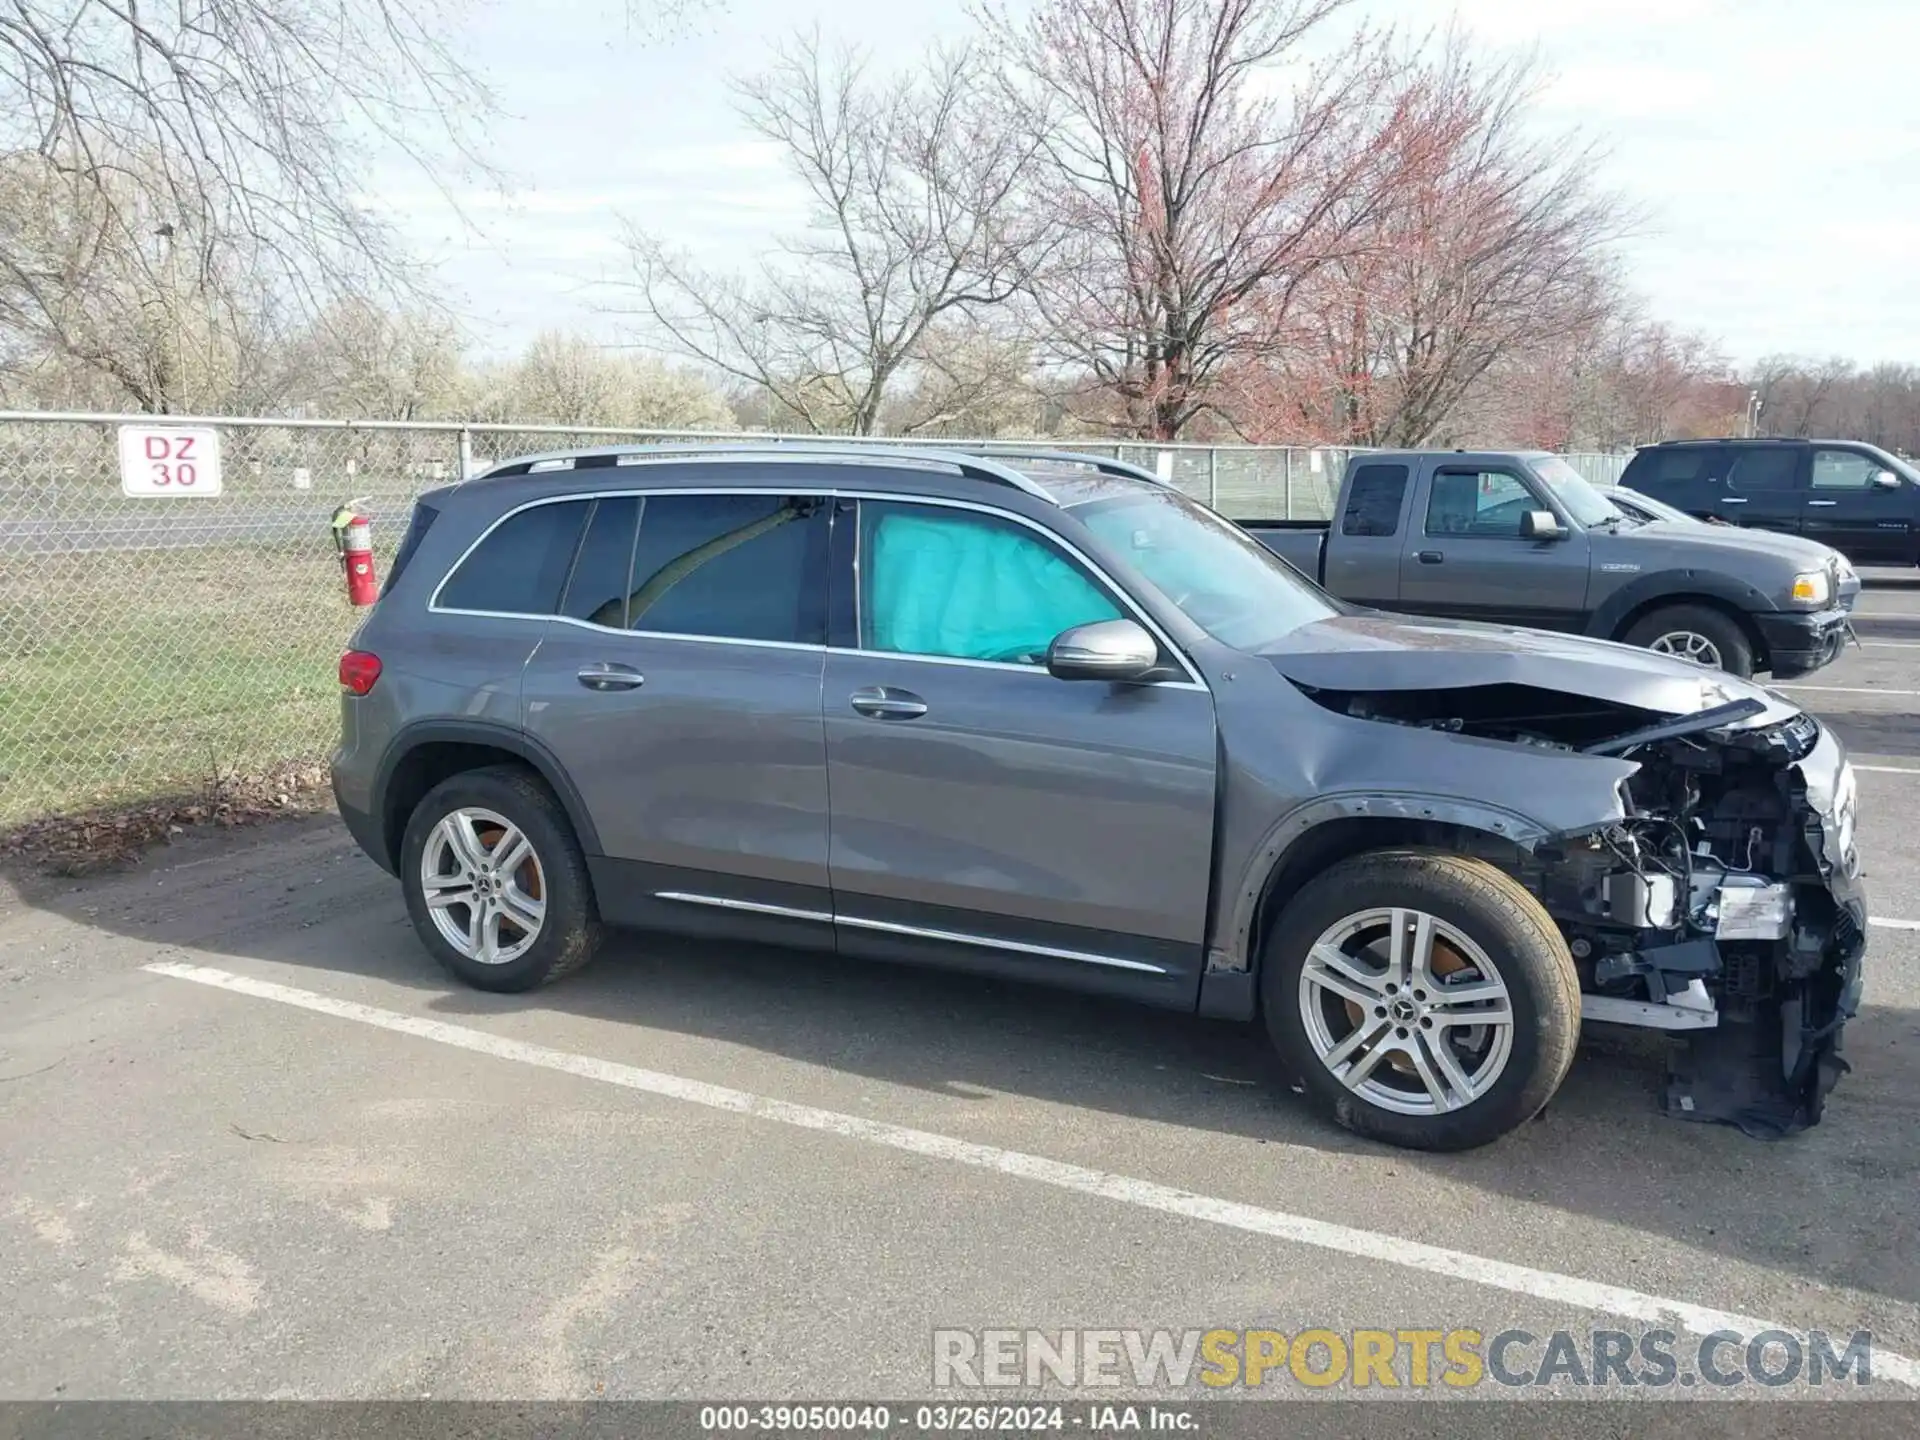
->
[860, 502, 1123, 665]
[625, 493, 827, 644]
[1425, 470, 1537, 537]
[1651, 449, 1708, 483]
[436, 500, 589, 615]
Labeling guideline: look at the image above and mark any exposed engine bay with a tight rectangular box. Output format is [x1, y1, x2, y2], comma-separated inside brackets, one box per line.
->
[1297, 681, 1867, 1137]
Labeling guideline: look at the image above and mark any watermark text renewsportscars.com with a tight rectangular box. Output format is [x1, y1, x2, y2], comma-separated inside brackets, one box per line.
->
[932, 1327, 1878, 1390]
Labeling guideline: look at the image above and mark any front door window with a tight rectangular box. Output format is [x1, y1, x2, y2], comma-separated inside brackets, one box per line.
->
[859, 502, 1122, 666]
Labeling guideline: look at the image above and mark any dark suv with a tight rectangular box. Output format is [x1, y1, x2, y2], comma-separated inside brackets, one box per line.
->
[1623, 437, 1920, 566]
[331, 444, 1865, 1151]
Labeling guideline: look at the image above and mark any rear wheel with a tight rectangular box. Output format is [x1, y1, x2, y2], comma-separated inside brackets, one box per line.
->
[1622, 604, 1755, 677]
[1262, 850, 1580, 1151]
[400, 765, 603, 992]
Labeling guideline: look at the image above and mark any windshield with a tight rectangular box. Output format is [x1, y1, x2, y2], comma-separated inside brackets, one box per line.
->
[1528, 455, 1624, 526]
[1069, 487, 1338, 648]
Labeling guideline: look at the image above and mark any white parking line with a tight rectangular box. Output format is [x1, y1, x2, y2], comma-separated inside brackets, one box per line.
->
[1870, 918, 1920, 931]
[1776, 685, 1920, 697]
[1860, 641, 1920, 649]
[145, 959, 1920, 1388]
[1855, 764, 1920, 775]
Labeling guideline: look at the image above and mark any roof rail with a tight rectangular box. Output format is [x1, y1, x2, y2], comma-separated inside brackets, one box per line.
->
[475, 440, 1055, 501]
[956, 447, 1172, 488]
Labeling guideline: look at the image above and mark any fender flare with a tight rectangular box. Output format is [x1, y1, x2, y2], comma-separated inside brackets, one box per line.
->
[1211, 791, 1556, 979]
[1585, 569, 1775, 642]
[373, 718, 604, 861]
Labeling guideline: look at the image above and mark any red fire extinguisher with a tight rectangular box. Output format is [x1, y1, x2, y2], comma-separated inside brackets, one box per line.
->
[330, 498, 379, 607]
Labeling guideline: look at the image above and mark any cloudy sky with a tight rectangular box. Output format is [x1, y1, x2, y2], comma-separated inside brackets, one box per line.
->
[384, 0, 1920, 367]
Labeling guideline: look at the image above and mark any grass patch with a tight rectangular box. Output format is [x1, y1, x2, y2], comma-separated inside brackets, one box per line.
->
[0, 541, 366, 825]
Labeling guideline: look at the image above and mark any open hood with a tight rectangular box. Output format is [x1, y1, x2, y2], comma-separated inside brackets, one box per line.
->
[1259, 614, 1801, 727]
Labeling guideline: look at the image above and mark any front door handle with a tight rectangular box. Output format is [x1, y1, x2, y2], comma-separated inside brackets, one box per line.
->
[578, 662, 644, 692]
[1807, 499, 1838, 507]
[850, 685, 927, 720]
[1414, 550, 1445, 564]
[1721, 497, 1748, 504]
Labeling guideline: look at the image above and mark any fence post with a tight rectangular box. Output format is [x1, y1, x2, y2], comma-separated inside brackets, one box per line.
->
[1207, 447, 1218, 508]
[457, 427, 474, 481]
[1284, 450, 1294, 519]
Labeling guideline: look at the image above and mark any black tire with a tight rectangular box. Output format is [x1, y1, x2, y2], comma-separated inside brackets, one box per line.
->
[399, 764, 603, 993]
[1621, 603, 1755, 677]
[1261, 849, 1581, 1152]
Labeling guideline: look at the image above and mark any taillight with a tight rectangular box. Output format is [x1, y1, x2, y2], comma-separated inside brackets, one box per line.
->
[339, 650, 382, 695]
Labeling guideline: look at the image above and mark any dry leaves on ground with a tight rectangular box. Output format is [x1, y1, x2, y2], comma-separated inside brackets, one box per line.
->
[0, 760, 333, 875]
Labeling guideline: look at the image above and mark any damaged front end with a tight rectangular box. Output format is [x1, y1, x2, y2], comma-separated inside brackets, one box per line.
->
[1278, 633, 1866, 1137]
[1560, 707, 1866, 1136]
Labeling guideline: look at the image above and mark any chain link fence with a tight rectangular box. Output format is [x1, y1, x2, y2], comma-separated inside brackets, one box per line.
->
[0, 411, 1628, 825]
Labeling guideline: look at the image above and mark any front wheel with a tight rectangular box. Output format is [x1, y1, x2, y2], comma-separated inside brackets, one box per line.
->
[400, 765, 604, 992]
[1262, 850, 1581, 1151]
[1622, 604, 1755, 677]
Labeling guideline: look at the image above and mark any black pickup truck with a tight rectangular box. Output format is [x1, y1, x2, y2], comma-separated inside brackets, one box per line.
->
[1622, 437, 1920, 567]
[1242, 450, 1855, 679]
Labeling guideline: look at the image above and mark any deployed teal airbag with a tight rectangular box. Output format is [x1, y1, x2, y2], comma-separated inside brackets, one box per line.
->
[867, 509, 1121, 662]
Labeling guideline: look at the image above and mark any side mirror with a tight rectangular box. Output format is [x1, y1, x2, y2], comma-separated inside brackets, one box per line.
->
[1046, 618, 1160, 682]
[1873, 470, 1902, 491]
[1520, 509, 1566, 540]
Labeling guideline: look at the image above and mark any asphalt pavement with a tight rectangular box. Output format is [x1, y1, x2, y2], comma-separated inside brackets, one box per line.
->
[4, 578, 1920, 1413]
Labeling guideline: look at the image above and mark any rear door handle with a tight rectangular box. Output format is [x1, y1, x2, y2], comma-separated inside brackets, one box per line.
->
[1721, 497, 1748, 504]
[1414, 550, 1445, 564]
[1807, 499, 1838, 507]
[577, 662, 644, 692]
[850, 685, 927, 720]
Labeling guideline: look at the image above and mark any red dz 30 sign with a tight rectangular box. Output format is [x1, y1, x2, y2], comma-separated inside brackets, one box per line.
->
[118, 425, 223, 496]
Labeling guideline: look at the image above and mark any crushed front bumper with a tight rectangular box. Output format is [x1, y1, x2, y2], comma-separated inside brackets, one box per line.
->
[1756, 605, 1853, 679]
[1664, 723, 1865, 1136]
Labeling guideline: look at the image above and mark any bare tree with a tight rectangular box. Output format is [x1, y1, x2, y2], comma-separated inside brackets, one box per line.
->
[278, 299, 466, 421]
[1269, 38, 1624, 447]
[0, 2, 513, 399]
[983, 0, 1427, 440]
[883, 323, 1044, 436]
[0, 151, 292, 411]
[613, 32, 1047, 434]
[1752, 354, 1856, 438]
[472, 330, 733, 430]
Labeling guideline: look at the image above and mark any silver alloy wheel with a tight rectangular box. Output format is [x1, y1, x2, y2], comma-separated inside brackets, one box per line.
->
[419, 806, 546, 965]
[1297, 907, 1515, 1116]
[1648, 630, 1724, 668]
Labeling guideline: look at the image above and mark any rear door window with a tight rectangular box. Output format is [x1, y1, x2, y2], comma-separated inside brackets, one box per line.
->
[625, 493, 829, 644]
[559, 496, 642, 627]
[1341, 464, 1410, 536]
[1727, 449, 1801, 492]
[436, 500, 590, 616]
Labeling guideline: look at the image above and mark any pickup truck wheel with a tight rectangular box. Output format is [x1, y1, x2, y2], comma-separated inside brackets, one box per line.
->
[400, 765, 604, 993]
[1623, 604, 1754, 677]
[1261, 850, 1580, 1152]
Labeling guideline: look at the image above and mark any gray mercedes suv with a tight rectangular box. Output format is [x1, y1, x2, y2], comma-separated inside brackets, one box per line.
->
[331, 444, 1865, 1151]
